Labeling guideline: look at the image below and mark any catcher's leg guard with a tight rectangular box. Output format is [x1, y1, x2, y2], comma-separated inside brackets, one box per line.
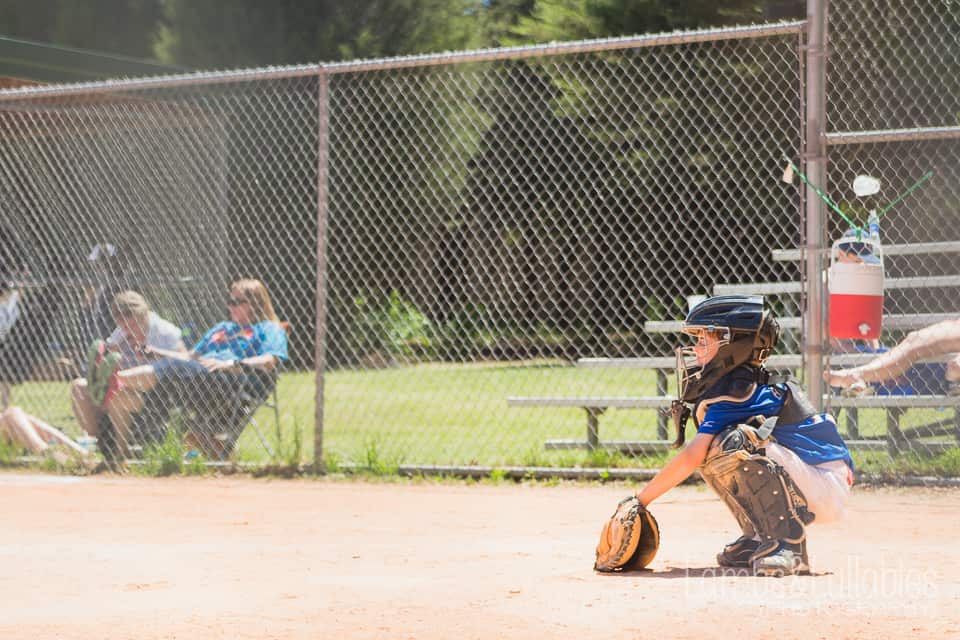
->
[700, 426, 814, 575]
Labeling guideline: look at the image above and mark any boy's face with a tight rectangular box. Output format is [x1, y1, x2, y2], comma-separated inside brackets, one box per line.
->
[692, 329, 723, 366]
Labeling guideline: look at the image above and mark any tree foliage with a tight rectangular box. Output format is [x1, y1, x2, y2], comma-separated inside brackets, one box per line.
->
[506, 0, 771, 45]
[0, 0, 161, 59]
[0, 0, 802, 69]
[155, 0, 484, 68]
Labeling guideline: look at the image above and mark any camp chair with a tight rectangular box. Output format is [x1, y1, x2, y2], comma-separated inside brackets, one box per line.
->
[184, 321, 290, 460]
[123, 368, 278, 462]
[128, 323, 290, 461]
[183, 367, 281, 461]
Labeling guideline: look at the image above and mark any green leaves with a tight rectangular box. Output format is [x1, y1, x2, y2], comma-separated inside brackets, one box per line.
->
[508, 0, 763, 46]
[0, 0, 779, 73]
[156, 0, 483, 68]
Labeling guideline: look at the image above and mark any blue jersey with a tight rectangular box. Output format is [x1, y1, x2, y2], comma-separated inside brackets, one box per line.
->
[193, 320, 289, 363]
[697, 384, 854, 471]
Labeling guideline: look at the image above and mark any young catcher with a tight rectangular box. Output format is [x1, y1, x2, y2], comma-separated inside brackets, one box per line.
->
[595, 295, 854, 577]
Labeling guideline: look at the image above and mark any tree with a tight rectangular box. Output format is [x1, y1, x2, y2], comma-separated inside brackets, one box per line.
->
[0, 0, 161, 60]
[476, 0, 538, 47]
[506, 0, 768, 45]
[0, 0, 59, 43]
[51, 0, 162, 60]
[155, 0, 483, 68]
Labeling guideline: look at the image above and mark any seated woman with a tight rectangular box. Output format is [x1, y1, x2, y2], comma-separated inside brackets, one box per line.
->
[95, 279, 288, 459]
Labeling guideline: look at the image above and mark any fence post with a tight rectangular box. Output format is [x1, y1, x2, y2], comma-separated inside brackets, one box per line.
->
[314, 65, 330, 471]
[803, 0, 829, 411]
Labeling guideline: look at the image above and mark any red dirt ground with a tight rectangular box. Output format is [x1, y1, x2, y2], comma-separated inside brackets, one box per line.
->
[1, 473, 958, 639]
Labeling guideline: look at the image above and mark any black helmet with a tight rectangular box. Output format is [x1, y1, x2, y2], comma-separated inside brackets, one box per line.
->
[675, 295, 779, 404]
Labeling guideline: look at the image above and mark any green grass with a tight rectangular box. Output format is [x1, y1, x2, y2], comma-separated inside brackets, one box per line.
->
[317, 362, 674, 470]
[6, 361, 960, 477]
[853, 448, 960, 477]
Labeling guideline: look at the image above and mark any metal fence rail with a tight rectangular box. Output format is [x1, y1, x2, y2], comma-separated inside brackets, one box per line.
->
[0, 2, 957, 473]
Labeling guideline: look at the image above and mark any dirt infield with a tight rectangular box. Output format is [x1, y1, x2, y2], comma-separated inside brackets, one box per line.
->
[1, 474, 957, 639]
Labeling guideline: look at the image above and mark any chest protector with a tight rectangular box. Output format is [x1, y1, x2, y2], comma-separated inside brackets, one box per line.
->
[674, 366, 819, 447]
[694, 367, 818, 429]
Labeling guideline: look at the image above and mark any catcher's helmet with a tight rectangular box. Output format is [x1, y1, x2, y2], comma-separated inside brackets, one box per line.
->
[675, 295, 779, 404]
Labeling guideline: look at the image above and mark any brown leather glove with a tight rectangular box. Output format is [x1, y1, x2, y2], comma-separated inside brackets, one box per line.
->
[594, 495, 660, 572]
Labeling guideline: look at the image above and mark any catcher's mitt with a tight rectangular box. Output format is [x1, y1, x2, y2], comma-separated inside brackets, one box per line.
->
[594, 495, 660, 572]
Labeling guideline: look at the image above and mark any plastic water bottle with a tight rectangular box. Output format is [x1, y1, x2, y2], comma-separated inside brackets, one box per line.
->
[76, 435, 98, 454]
[867, 210, 881, 242]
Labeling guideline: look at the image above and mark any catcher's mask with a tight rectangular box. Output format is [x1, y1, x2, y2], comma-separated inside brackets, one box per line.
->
[675, 295, 779, 406]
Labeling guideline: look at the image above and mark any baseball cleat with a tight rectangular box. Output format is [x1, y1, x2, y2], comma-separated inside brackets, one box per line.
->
[717, 535, 760, 568]
[751, 540, 809, 577]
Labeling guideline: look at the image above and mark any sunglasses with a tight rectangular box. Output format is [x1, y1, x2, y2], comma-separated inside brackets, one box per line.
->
[227, 297, 249, 307]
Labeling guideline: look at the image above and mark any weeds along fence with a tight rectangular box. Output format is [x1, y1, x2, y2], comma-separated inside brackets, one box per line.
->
[0, 0, 959, 474]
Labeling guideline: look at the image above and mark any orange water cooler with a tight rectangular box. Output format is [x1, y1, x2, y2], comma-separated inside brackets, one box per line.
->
[828, 236, 884, 339]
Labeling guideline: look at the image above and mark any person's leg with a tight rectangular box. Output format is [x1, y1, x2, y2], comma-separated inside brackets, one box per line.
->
[828, 320, 960, 387]
[700, 427, 812, 576]
[765, 442, 851, 524]
[106, 359, 205, 444]
[115, 364, 158, 392]
[178, 371, 238, 460]
[0, 406, 50, 454]
[70, 378, 102, 436]
[24, 413, 90, 457]
[92, 363, 158, 417]
[104, 388, 144, 456]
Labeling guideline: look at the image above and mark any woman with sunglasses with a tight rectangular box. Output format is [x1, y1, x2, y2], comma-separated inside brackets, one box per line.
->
[90, 278, 288, 458]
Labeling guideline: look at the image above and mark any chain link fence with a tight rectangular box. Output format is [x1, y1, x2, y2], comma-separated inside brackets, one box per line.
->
[0, 0, 957, 474]
[323, 25, 806, 472]
[0, 71, 320, 465]
[819, 0, 960, 460]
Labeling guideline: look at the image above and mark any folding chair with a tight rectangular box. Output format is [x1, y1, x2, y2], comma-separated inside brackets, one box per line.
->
[128, 322, 290, 461]
[187, 368, 281, 460]
[125, 368, 280, 462]
[186, 321, 290, 460]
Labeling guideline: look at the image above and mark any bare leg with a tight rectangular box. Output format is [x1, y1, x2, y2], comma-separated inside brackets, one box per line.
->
[95, 364, 158, 457]
[827, 320, 960, 387]
[115, 365, 158, 393]
[24, 413, 90, 457]
[0, 406, 51, 454]
[70, 378, 102, 436]
[104, 387, 144, 456]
